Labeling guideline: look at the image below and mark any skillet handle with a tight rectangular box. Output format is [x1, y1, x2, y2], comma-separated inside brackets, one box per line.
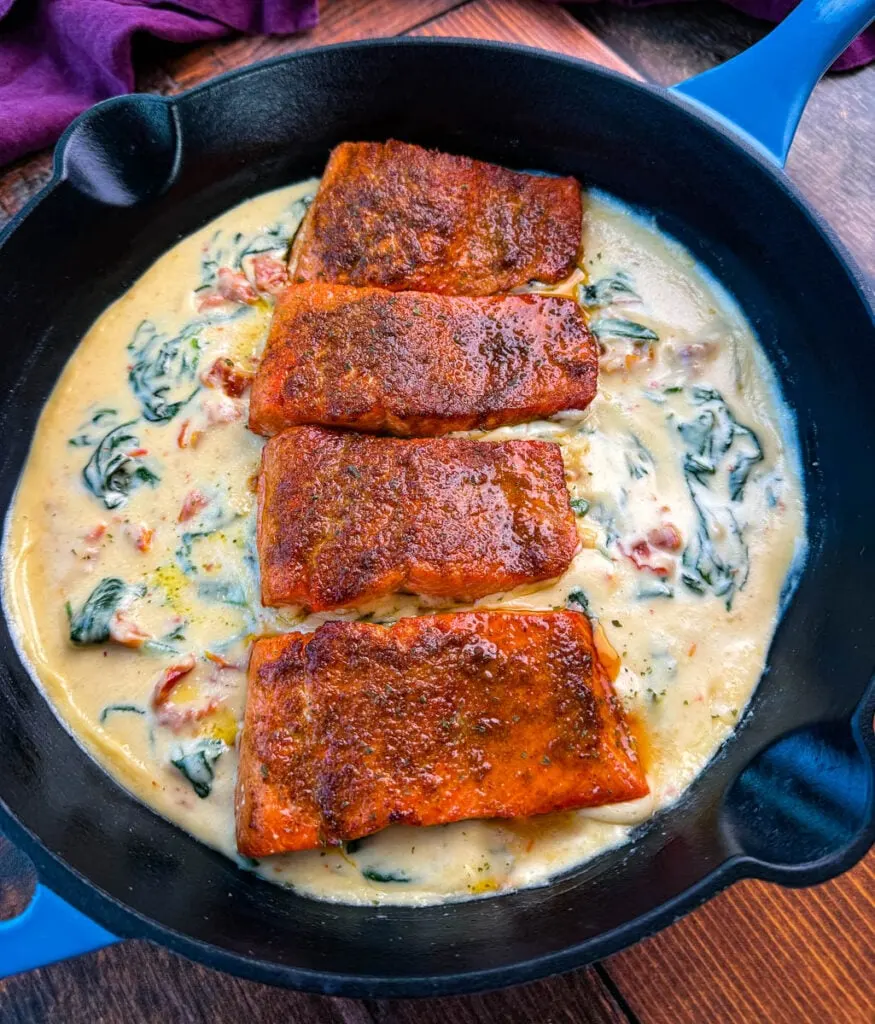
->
[0, 883, 118, 978]
[723, 679, 875, 882]
[671, 0, 875, 166]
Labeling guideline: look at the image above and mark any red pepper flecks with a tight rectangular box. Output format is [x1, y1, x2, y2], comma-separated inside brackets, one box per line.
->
[202, 358, 254, 398]
[252, 255, 289, 295]
[178, 489, 210, 523]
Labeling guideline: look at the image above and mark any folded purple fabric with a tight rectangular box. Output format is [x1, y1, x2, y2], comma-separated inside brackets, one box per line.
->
[560, 0, 875, 71]
[0, 0, 318, 167]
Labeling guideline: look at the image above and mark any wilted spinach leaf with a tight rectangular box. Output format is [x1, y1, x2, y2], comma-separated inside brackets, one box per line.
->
[99, 703, 146, 723]
[82, 421, 159, 509]
[566, 588, 591, 614]
[171, 738, 225, 798]
[624, 434, 655, 480]
[197, 579, 248, 606]
[678, 386, 763, 499]
[637, 581, 674, 599]
[128, 320, 202, 423]
[361, 867, 411, 884]
[68, 408, 119, 447]
[674, 386, 763, 608]
[592, 318, 659, 344]
[68, 577, 145, 645]
[578, 271, 640, 309]
[681, 478, 749, 607]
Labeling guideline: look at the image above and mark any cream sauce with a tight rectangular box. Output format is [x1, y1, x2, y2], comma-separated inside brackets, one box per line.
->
[3, 180, 806, 906]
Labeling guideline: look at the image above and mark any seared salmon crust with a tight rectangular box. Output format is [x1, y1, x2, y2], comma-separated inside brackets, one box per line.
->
[257, 426, 579, 610]
[289, 140, 582, 295]
[236, 611, 648, 855]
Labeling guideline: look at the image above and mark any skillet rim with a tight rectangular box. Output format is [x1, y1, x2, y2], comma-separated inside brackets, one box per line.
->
[2, 35, 874, 310]
[0, 36, 873, 998]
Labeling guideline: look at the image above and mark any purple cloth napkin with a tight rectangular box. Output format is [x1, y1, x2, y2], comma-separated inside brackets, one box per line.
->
[561, 0, 875, 71]
[0, 0, 318, 167]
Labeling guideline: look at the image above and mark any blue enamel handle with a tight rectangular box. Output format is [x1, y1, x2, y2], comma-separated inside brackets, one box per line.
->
[0, 884, 118, 979]
[673, 0, 875, 165]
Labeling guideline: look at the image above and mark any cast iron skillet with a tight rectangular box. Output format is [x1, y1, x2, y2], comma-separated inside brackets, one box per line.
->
[0, 0, 874, 997]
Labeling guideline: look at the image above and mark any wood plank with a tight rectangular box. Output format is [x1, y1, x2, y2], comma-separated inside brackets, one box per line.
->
[411, 0, 640, 77]
[136, 0, 468, 94]
[605, 851, 875, 1024]
[0, 937, 374, 1024]
[364, 967, 629, 1023]
[0, 836, 35, 921]
[0, 153, 53, 228]
[569, 2, 875, 276]
[0, 934, 628, 1024]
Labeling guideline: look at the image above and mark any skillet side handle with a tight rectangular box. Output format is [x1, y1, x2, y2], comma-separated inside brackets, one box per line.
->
[0, 884, 118, 978]
[672, 0, 875, 166]
[723, 680, 875, 884]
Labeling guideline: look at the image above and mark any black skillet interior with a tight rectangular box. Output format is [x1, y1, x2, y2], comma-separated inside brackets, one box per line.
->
[0, 40, 874, 997]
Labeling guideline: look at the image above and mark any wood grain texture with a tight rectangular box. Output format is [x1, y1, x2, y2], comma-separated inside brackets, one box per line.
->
[362, 968, 630, 1023]
[0, 152, 53, 227]
[411, 0, 640, 75]
[606, 852, 875, 1024]
[0, 939, 374, 1024]
[0, 837, 35, 921]
[135, 0, 467, 94]
[0, 938, 628, 1024]
[570, 1, 875, 277]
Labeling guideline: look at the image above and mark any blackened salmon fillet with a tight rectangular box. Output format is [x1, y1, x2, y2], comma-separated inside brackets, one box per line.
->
[257, 426, 579, 611]
[288, 140, 582, 295]
[249, 284, 598, 437]
[236, 611, 648, 856]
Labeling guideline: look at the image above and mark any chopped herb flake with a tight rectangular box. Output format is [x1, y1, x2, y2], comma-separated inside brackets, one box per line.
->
[127, 320, 202, 423]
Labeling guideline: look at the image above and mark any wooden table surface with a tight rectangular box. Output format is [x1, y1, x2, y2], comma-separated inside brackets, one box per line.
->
[0, 2, 873, 1022]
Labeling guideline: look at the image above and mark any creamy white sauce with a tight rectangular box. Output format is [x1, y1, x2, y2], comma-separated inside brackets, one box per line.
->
[2, 179, 806, 906]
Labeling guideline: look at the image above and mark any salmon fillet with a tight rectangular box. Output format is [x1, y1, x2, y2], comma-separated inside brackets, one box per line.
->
[236, 611, 648, 856]
[257, 427, 578, 611]
[289, 140, 582, 295]
[249, 285, 598, 437]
